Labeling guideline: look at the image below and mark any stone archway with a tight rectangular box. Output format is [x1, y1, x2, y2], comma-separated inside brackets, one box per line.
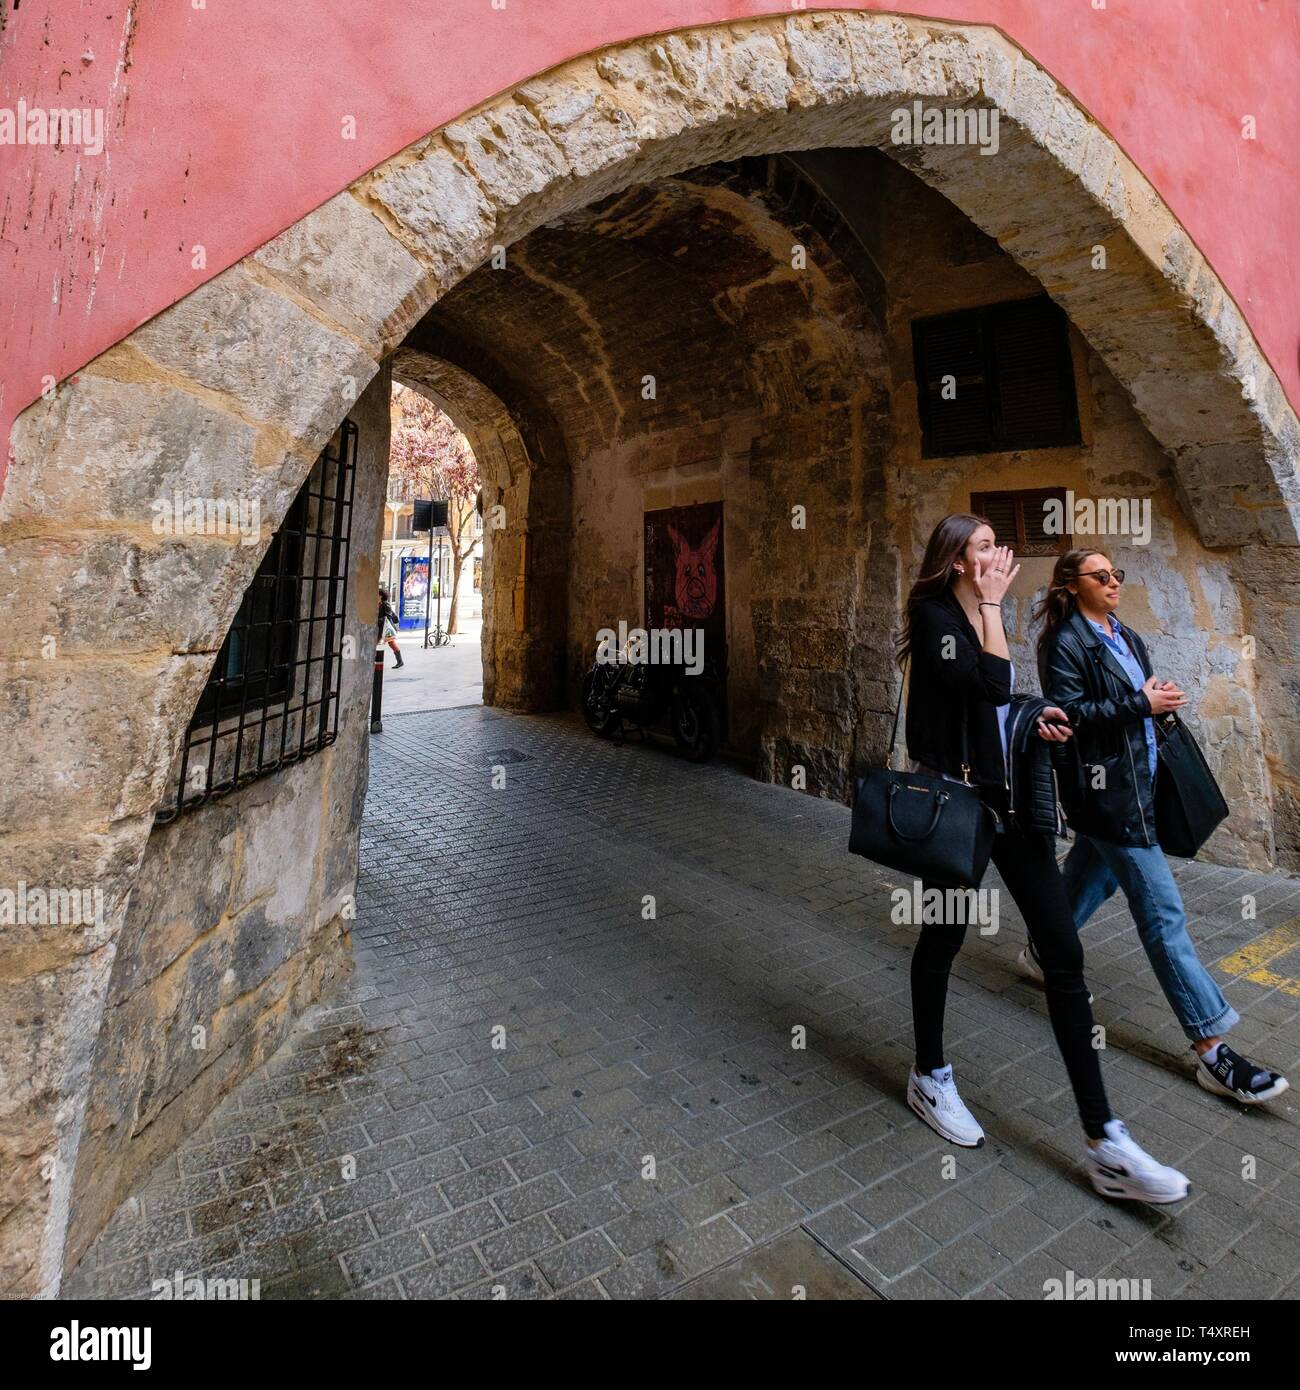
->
[4, 8, 1298, 1296]
[391, 347, 570, 713]
[395, 151, 896, 793]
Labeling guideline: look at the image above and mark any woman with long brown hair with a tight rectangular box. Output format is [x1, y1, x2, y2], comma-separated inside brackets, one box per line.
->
[900, 514, 1190, 1202]
[1035, 548, 1287, 1105]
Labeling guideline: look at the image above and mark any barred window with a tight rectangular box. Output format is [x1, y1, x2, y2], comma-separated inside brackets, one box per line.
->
[155, 422, 358, 823]
[912, 296, 1081, 457]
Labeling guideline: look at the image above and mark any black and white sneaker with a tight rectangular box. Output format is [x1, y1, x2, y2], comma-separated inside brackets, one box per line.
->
[1194, 1043, 1289, 1105]
[907, 1064, 985, 1148]
[1085, 1120, 1190, 1204]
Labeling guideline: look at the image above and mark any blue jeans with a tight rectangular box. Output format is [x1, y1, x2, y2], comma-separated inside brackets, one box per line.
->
[1061, 834, 1239, 1042]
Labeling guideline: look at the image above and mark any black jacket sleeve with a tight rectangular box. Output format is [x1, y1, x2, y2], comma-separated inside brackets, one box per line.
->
[910, 600, 1012, 705]
[1042, 633, 1151, 733]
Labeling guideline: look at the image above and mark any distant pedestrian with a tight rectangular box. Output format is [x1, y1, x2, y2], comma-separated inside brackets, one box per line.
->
[379, 587, 404, 668]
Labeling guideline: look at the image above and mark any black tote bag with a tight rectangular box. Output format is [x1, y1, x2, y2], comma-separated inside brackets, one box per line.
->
[848, 664, 995, 890]
[1153, 712, 1229, 858]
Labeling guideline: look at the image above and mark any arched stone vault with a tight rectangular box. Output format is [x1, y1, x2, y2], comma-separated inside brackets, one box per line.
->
[395, 153, 894, 784]
[3, 9, 1298, 1295]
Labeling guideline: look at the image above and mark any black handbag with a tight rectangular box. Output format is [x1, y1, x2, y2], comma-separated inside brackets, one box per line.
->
[848, 665, 996, 890]
[1153, 712, 1228, 858]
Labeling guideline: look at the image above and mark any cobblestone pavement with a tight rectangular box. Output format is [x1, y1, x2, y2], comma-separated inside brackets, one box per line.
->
[69, 707, 1300, 1299]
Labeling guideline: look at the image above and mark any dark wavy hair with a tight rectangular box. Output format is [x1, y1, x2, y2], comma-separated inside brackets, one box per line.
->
[896, 513, 993, 666]
[1033, 547, 1105, 653]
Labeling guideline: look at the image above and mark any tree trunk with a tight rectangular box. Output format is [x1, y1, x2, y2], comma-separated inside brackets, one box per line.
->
[446, 538, 464, 635]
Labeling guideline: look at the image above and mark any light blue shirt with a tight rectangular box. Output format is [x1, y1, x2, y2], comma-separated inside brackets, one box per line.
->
[996, 662, 1014, 761]
[1089, 616, 1157, 783]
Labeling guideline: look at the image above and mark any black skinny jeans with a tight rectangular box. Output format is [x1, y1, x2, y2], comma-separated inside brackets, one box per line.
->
[911, 804, 1113, 1140]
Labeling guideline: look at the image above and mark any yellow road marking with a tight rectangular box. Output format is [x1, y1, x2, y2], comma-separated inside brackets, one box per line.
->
[1215, 918, 1300, 999]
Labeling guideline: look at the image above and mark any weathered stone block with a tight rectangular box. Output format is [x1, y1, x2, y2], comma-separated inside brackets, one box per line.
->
[443, 102, 572, 213]
[514, 76, 641, 179]
[4, 376, 259, 527]
[131, 264, 376, 447]
[784, 12, 856, 108]
[254, 190, 431, 352]
[0, 655, 208, 829]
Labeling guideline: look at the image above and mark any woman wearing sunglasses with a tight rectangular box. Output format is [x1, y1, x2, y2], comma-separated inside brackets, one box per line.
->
[1035, 549, 1288, 1105]
[901, 516, 1189, 1203]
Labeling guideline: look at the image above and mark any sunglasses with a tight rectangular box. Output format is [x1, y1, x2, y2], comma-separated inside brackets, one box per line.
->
[1079, 568, 1125, 586]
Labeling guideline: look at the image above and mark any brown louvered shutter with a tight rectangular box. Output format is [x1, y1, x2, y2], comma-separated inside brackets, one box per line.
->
[971, 488, 1070, 557]
[912, 309, 992, 456]
[913, 296, 1080, 457]
[990, 299, 1081, 449]
[974, 491, 1019, 548]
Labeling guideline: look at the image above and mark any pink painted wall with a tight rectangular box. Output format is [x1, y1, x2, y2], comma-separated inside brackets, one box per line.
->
[2, 1, 1297, 493]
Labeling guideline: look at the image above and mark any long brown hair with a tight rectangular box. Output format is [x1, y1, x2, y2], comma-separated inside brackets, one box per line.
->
[1033, 547, 1105, 653]
[896, 512, 992, 665]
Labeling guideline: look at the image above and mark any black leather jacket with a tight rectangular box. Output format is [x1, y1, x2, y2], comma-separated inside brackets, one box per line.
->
[904, 591, 1064, 837]
[1004, 695, 1068, 838]
[1038, 608, 1157, 848]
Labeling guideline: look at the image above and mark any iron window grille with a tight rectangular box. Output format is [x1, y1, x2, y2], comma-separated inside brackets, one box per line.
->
[155, 421, 358, 823]
[912, 296, 1082, 458]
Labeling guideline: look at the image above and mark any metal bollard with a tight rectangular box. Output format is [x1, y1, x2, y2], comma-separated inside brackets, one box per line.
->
[370, 644, 385, 733]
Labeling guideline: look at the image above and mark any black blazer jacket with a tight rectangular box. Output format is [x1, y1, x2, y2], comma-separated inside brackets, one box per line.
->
[904, 590, 1012, 790]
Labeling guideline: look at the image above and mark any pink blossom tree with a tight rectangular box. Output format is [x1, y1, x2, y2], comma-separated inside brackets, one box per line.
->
[388, 384, 481, 635]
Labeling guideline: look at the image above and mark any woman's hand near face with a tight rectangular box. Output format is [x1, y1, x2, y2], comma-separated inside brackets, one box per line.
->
[973, 546, 1020, 605]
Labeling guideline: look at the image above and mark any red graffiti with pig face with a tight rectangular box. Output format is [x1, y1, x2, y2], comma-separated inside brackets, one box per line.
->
[666, 519, 720, 621]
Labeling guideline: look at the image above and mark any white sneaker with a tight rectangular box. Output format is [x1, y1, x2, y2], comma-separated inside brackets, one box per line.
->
[1016, 944, 1093, 1004]
[1085, 1120, 1190, 1204]
[907, 1064, 985, 1148]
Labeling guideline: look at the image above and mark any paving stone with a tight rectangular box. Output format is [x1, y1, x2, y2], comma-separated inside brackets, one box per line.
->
[477, 1212, 562, 1272]
[91, 1211, 191, 1264]
[421, 1201, 503, 1256]
[849, 1219, 940, 1281]
[68, 707, 1300, 1301]
[675, 1174, 747, 1225]
[905, 1188, 990, 1245]
[262, 1259, 354, 1300]
[459, 1262, 554, 1300]
[925, 1232, 1014, 1296]
[340, 1232, 430, 1284]
[669, 1228, 878, 1300]
[549, 1190, 628, 1241]
[439, 1160, 518, 1209]
[535, 1230, 622, 1290]
[399, 1245, 490, 1298]
[145, 1229, 242, 1279]
[599, 1247, 690, 1300]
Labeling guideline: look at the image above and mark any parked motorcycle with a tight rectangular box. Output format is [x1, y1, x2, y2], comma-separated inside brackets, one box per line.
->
[581, 645, 721, 762]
